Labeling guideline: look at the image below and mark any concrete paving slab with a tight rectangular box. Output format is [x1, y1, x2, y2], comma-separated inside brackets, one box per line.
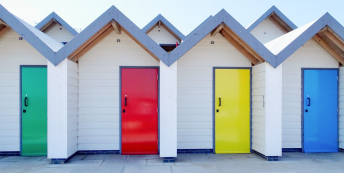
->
[0, 156, 45, 162]
[69, 155, 86, 161]
[217, 163, 270, 172]
[231, 157, 266, 164]
[126, 155, 160, 160]
[146, 159, 163, 166]
[123, 166, 172, 173]
[101, 159, 146, 167]
[163, 162, 174, 166]
[71, 166, 123, 173]
[84, 154, 127, 160]
[24, 167, 76, 173]
[174, 158, 192, 165]
[191, 158, 236, 165]
[177, 153, 209, 159]
[172, 163, 221, 173]
[0, 161, 15, 168]
[62, 160, 104, 167]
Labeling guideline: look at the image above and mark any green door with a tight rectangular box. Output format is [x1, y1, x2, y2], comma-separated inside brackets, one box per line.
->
[21, 66, 47, 156]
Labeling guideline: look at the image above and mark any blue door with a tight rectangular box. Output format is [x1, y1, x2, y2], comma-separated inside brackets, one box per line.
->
[303, 69, 338, 153]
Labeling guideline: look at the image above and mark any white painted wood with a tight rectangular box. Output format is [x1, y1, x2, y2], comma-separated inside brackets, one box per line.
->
[339, 67, 344, 149]
[252, 62, 282, 156]
[44, 24, 74, 43]
[147, 25, 179, 44]
[282, 39, 339, 149]
[250, 18, 286, 44]
[160, 61, 177, 157]
[177, 33, 252, 149]
[78, 31, 159, 151]
[252, 63, 266, 154]
[47, 59, 68, 158]
[67, 60, 78, 157]
[265, 63, 282, 156]
[0, 30, 47, 152]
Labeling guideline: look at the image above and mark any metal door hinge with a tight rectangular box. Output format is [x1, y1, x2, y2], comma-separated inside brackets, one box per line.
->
[157, 75, 159, 80]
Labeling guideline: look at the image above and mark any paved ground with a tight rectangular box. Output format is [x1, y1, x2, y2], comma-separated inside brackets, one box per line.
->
[0, 152, 344, 173]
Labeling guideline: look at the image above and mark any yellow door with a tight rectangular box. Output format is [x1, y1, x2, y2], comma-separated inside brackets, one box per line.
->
[215, 69, 250, 153]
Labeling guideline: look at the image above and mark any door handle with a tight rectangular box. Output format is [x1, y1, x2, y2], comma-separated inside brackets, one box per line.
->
[125, 97, 127, 106]
[25, 97, 28, 107]
[219, 97, 221, 106]
[307, 98, 310, 106]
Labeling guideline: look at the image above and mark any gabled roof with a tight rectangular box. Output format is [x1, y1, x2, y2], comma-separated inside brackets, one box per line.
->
[55, 6, 168, 65]
[35, 12, 78, 36]
[264, 13, 344, 67]
[167, 9, 276, 66]
[0, 4, 63, 63]
[246, 6, 297, 32]
[185, 15, 212, 39]
[142, 14, 185, 41]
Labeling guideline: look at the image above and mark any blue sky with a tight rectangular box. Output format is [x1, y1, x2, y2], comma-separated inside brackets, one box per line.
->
[0, 0, 343, 35]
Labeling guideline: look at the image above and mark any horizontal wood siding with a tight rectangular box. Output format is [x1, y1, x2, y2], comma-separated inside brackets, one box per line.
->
[250, 18, 285, 44]
[177, 33, 251, 149]
[282, 39, 338, 148]
[67, 60, 78, 156]
[252, 63, 266, 154]
[44, 25, 74, 43]
[0, 30, 47, 151]
[78, 31, 159, 151]
[340, 67, 344, 149]
[147, 26, 179, 44]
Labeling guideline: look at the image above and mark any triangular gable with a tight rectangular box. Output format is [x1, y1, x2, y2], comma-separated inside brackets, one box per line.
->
[142, 14, 185, 41]
[35, 12, 78, 36]
[264, 13, 344, 67]
[185, 15, 212, 39]
[0, 4, 63, 63]
[167, 9, 276, 67]
[56, 6, 168, 65]
[246, 6, 297, 33]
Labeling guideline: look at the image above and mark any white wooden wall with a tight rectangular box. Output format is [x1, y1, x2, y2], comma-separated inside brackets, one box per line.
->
[0, 30, 47, 151]
[282, 39, 338, 149]
[44, 24, 75, 43]
[339, 67, 344, 149]
[177, 33, 252, 149]
[147, 25, 179, 44]
[252, 63, 266, 154]
[78, 31, 159, 150]
[250, 18, 286, 44]
[67, 60, 78, 156]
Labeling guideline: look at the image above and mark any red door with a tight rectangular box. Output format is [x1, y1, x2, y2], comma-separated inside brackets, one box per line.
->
[121, 68, 159, 155]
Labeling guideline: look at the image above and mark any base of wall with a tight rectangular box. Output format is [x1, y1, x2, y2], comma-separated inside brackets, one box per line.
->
[0, 151, 20, 156]
[252, 150, 278, 161]
[51, 150, 120, 164]
[77, 150, 120, 155]
[177, 149, 213, 154]
[163, 157, 175, 163]
[340, 148, 344, 152]
[282, 148, 302, 152]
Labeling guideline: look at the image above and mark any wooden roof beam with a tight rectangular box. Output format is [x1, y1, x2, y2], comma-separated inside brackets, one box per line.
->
[322, 30, 344, 51]
[313, 34, 344, 65]
[0, 19, 8, 26]
[221, 30, 259, 65]
[0, 26, 11, 39]
[211, 23, 224, 36]
[158, 21, 161, 28]
[222, 26, 265, 62]
[68, 22, 112, 60]
[70, 26, 114, 62]
[111, 20, 121, 35]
